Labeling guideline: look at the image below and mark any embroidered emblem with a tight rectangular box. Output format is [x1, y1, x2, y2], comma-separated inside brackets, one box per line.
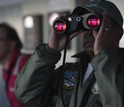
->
[63, 67, 79, 89]
[91, 82, 100, 94]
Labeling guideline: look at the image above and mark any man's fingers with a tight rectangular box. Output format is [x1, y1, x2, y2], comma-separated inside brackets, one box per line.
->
[99, 11, 111, 35]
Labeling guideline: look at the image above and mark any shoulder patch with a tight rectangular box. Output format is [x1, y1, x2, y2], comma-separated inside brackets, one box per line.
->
[91, 82, 100, 94]
[63, 66, 79, 89]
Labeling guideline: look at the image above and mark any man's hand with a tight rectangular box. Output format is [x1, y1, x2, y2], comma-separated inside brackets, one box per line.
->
[93, 11, 119, 55]
[49, 14, 81, 52]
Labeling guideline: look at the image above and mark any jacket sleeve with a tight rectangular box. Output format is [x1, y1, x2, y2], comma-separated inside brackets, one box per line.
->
[91, 49, 124, 107]
[14, 44, 61, 107]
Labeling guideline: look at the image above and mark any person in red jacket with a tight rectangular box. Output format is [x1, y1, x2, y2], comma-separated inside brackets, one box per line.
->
[0, 23, 30, 107]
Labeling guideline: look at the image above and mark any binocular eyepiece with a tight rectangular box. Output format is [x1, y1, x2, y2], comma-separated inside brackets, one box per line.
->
[53, 13, 101, 34]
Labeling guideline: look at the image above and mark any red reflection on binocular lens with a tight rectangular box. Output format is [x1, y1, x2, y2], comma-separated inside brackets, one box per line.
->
[55, 22, 66, 33]
[88, 18, 100, 28]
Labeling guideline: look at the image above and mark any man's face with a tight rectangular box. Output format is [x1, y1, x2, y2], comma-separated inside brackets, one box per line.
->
[80, 30, 95, 53]
[0, 28, 11, 61]
[79, 11, 96, 54]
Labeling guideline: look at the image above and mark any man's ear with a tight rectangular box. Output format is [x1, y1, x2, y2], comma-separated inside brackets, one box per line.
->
[117, 26, 123, 40]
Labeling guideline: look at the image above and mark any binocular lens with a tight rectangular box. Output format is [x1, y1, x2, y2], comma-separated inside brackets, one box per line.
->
[87, 16, 100, 29]
[54, 20, 66, 33]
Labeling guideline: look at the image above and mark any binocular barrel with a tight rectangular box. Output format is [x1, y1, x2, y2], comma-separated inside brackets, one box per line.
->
[53, 13, 101, 34]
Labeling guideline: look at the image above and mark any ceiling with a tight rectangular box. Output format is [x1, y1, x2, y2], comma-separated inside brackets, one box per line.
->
[0, 0, 30, 7]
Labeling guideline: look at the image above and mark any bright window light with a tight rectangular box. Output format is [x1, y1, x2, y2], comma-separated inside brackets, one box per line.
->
[24, 16, 34, 28]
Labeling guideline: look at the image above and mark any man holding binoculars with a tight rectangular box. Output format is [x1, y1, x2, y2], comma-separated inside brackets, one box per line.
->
[14, 0, 124, 107]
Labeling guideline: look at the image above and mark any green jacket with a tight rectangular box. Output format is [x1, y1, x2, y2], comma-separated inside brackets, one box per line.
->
[14, 44, 124, 107]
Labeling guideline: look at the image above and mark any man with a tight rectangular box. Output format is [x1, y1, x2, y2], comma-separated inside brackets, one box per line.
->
[14, 0, 124, 107]
[0, 23, 30, 107]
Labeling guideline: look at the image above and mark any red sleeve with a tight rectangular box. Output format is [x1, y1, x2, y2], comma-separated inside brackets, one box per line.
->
[18, 55, 31, 72]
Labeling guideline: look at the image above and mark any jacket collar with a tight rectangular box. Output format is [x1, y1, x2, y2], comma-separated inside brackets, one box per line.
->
[72, 51, 90, 62]
[72, 51, 88, 58]
[117, 48, 124, 60]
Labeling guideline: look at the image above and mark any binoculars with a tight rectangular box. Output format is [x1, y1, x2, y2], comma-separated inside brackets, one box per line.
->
[53, 13, 101, 34]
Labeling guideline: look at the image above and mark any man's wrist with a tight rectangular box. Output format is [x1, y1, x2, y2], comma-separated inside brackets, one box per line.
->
[37, 44, 61, 63]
